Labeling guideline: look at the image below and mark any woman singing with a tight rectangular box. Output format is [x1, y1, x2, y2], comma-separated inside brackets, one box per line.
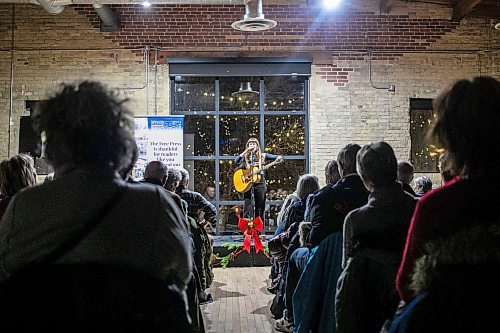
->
[235, 138, 282, 222]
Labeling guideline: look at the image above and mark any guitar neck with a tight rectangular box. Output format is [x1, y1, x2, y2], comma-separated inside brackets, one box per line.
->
[251, 160, 280, 175]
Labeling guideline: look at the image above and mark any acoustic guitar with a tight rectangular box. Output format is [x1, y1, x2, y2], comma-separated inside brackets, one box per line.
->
[233, 159, 283, 193]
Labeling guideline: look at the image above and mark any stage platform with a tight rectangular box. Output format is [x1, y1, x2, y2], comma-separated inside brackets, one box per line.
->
[212, 235, 273, 268]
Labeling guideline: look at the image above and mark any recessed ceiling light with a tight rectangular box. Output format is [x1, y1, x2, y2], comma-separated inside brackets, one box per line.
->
[141, 1, 151, 8]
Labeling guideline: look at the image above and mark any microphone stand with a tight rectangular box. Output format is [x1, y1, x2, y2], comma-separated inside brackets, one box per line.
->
[250, 150, 256, 222]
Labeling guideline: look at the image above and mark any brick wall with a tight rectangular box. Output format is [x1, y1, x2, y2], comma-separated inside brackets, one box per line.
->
[0, 1, 498, 187]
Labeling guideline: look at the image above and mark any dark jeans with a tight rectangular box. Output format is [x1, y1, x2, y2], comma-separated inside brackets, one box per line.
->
[285, 247, 310, 321]
[243, 181, 267, 221]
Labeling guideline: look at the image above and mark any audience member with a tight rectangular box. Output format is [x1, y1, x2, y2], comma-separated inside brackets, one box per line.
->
[177, 168, 216, 234]
[324, 159, 342, 186]
[397, 161, 416, 196]
[141, 160, 168, 187]
[275, 192, 300, 233]
[335, 141, 417, 333]
[0, 81, 193, 330]
[166, 169, 213, 297]
[303, 159, 341, 223]
[165, 168, 212, 329]
[203, 186, 215, 201]
[0, 154, 38, 221]
[275, 174, 320, 332]
[292, 144, 369, 333]
[413, 176, 432, 197]
[389, 224, 500, 333]
[269, 191, 300, 292]
[396, 76, 500, 307]
[306, 144, 369, 248]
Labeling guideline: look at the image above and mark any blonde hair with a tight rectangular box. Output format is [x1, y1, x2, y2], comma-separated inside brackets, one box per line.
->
[296, 174, 320, 201]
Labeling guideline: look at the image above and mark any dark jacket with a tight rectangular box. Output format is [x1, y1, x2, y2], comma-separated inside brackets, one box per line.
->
[401, 182, 416, 197]
[293, 231, 344, 333]
[176, 185, 216, 222]
[307, 175, 369, 249]
[336, 183, 417, 333]
[336, 249, 402, 333]
[342, 183, 417, 267]
[0, 169, 192, 288]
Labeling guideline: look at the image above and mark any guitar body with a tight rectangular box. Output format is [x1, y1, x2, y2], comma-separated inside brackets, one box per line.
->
[233, 167, 262, 193]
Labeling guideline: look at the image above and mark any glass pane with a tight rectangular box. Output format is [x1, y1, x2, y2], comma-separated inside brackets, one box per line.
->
[218, 204, 243, 235]
[173, 77, 215, 112]
[219, 115, 259, 156]
[266, 159, 306, 196]
[220, 77, 260, 112]
[410, 109, 439, 172]
[264, 77, 305, 112]
[219, 160, 242, 201]
[264, 202, 283, 234]
[183, 160, 215, 195]
[184, 115, 215, 157]
[264, 115, 305, 156]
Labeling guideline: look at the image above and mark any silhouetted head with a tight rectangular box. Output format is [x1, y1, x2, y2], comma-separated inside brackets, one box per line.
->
[33, 81, 136, 174]
[356, 141, 398, 191]
[0, 154, 37, 197]
[337, 143, 362, 177]
[429, 76, 500, 179]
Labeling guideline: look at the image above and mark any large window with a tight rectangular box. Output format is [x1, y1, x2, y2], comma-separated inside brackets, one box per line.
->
[170, 58, 310, 235]
[410, 98, 440, 172]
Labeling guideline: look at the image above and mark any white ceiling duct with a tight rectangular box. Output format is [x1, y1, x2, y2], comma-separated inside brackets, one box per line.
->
[231, 0, 277, 32]
[36, 0, 65, 14]
[0, 0, 250, 4]
[93, 3, 121, 31]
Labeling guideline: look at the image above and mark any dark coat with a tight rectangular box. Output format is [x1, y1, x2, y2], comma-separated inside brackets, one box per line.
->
[306, 175, 369, 249]
[401, 182, 416, 197]
[293, 231, 344, 333]
[336, 183, 417, 333]
[342, 182, 417, 268]
[0, 169, 192, 288]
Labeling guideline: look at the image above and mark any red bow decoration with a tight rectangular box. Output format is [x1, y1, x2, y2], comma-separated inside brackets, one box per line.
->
[237, 215, 265, 254]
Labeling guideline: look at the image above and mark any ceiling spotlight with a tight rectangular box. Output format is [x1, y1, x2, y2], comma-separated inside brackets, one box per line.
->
[323, 0, 342, 10]
[495, 22, 500, 31]
[141, 1, 151, 8]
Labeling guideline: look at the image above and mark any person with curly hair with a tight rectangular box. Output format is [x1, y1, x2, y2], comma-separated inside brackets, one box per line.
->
[0, 81, 193, 301]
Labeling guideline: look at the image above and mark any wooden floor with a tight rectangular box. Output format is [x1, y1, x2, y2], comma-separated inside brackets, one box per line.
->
[201, 267, 278, 333]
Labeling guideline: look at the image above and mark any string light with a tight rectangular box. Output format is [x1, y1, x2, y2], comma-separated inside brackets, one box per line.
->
[173, 79, 307, 231]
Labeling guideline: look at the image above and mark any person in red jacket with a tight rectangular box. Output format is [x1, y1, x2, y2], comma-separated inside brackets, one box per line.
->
[396, 76, 500, 304]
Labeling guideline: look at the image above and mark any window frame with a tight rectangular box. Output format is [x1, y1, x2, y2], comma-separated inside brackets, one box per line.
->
[169, 58, 311, 235]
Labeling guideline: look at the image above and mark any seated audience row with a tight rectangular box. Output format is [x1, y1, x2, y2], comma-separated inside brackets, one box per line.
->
[270, 76, 499, 333]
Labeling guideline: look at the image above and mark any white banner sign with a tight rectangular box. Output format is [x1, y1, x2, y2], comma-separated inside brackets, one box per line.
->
[133, 116, 184, 180]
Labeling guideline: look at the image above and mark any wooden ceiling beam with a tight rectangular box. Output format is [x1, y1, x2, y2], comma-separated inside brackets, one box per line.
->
[452, 0, 482, 21]
[380, 0, 397, 13]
